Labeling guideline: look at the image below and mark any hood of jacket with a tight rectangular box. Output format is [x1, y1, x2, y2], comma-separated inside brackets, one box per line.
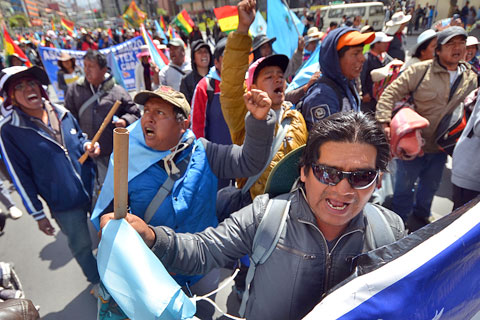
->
[190, 43, 213, 74]
[320, 27, 357, 92]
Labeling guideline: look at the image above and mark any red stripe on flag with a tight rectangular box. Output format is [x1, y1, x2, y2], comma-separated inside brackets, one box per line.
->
[213, 6, 238, 19]
[180, 10, 195, 27]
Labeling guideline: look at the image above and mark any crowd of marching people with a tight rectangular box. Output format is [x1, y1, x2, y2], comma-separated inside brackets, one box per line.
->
[1, 0, 480, 318]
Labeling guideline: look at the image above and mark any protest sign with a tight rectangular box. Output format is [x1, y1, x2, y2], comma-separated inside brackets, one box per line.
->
[38, 36, 145, 101]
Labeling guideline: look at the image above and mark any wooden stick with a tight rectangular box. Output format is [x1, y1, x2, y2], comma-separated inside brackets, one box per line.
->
[78, 100, 122, 164]
[113, 127, 129, 220]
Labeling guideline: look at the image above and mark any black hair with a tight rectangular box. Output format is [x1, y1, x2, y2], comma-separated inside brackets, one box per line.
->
[298, 112, 390, 175]
[338, 44, 364, 58]
[173, 107, 187, 122]
[330, 21, 338, 28]
[84, 50, 107, 69]
[413, 36, 436, 58]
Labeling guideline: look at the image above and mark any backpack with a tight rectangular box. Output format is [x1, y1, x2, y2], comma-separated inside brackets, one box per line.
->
[238, 194, 396, 316]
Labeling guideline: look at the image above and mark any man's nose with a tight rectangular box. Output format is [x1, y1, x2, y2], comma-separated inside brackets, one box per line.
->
[332, 178, 355, 195]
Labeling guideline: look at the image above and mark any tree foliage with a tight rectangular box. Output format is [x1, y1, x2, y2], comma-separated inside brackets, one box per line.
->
[8, 14, 29, 28]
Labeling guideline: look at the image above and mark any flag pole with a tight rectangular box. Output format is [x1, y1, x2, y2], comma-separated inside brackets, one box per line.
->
[281, 0, 300, 37]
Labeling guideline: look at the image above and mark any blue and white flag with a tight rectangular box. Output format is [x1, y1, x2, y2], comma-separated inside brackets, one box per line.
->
[286, 42, 320, 93]
[250, 11, 267, 37]
[154, 20, 169, 45]
[267, 0, 303, 58]
[304, 199, 480, 320]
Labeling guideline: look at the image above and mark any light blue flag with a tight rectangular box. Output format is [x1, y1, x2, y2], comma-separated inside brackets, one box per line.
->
[267, 0, 303, 58]
[155, 20, 169, 45]
[285, 42, 321, 93]
[249, 11, 267, 37]
[98, 218, 196, 319]
[107, 51, 126, 88]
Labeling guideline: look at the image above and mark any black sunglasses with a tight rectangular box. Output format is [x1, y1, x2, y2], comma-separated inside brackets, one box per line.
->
[311, 164, 379, 190]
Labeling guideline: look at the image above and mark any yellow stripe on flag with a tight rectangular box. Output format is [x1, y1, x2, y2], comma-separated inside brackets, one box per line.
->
[177, 13, 193, 34]
[218, 15, 238, 32]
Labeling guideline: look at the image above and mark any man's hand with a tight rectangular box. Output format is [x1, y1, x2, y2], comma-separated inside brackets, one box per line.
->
[297, 36, 305, 52]
[38, 218, 55, 236]
[113, 118, 127, 128]
[237, 0, 256, 34]
[362, 93, 372, 103]
[99, 213, 156, 248]
[85, 142, 100, 158]
[244, 89, 272, 120]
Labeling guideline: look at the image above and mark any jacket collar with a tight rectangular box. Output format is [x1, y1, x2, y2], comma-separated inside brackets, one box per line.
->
[79, 73, 115, 92]
[432, 57, 469, 74]
[9, 101, 68, 128]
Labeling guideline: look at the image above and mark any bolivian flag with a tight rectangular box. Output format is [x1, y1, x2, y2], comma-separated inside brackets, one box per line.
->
[160, 16, 167, 32]
[173, 10, 194, 34]
[61, 18, 75, 36]
[2, 27, 31, 67]
[213, 6, 239, 33]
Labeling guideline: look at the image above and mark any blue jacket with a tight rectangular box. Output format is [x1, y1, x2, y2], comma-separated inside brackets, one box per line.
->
[301, 27, 361, 130]
[0, 103, 95, 220]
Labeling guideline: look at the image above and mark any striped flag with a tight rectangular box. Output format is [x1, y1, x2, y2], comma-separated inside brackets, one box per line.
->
[160, 16, 167, 32]
[140, 23, 168, 70]
[173, 9, 194, 34]
[213, 6, 238, 33]
[2, 27, 31, 67]
[61, 18, 75, 36]
[51, 20, 56, 32]
[304, 199, 480, 320]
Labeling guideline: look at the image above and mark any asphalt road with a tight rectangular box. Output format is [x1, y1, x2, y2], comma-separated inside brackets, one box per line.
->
[0, 30, 474, 320]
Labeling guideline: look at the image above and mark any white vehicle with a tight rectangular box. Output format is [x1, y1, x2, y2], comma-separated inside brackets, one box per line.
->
[319, 2, 385, 31]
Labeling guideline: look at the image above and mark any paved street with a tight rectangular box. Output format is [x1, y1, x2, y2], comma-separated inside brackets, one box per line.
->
[0, 30, 475, 319]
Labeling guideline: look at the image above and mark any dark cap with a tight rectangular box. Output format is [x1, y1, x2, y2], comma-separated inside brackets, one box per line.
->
[191, 39, 210, 53]
[246, 54, 289, 90]
[214, 37, 227, 60]
[251, 34, 276, 53]
[437, 26, 468, 45]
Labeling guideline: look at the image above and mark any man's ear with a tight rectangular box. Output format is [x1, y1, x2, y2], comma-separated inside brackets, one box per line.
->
[180, 118, 190, 130]
[300, 166, 307, 183]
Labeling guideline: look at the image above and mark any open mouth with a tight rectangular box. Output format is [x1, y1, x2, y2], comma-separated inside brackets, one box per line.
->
[273, 87, 283, 95]
[201, 57, 208, 63]
[326, 198, 349, 211]
[27, 93, 40, 103]
[144, 127, 155, 137]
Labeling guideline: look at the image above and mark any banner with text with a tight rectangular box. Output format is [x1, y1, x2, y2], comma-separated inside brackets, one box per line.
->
[39, 36, 145, 101]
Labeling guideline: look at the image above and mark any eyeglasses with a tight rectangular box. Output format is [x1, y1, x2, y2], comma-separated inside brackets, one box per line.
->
[14, 80, 39, 91]
[311, 164, 379, 190]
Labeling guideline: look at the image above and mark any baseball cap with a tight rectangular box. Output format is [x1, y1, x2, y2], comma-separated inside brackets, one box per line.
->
[134, 86, 190, 117]
[437, 26, 467, 45]
[191, 39, 210, 53]
[337, 31, 375, 51]
[168, 38, 185, 48]
[370, 32, 394, 45]
[467, 36, 480, 47]
[246, 54, 289, 90]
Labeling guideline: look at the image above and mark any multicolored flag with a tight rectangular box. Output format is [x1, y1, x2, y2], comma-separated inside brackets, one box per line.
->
[2, 27, 31, 67]
[160, 16, 167, 32]
[140, 23, 168, 69]
[213, 6, 238, 33]
[61, 18, 75, 36]
[51, 20, 56, 32]
[122, 0, 146, 28]
[173, 9, 194, 34]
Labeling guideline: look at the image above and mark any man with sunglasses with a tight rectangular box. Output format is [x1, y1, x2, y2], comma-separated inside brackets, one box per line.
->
[99, 111, 405, 319]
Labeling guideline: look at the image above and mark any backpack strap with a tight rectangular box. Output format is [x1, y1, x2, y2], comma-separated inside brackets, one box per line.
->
[78, 89, 105, 119]
[241, 116, 292, 194]
[143, 142, 194, 224]
[206, 77, 215, 107]
[363, 203, 396, 249]
[170, 65, 186, 76]
[239, 193, 291, 316]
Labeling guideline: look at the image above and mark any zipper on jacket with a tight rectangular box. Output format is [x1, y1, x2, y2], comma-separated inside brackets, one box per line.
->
[18, 126, 90, 199]
[277, 242, 316, 260]
[298, 218, 363, 297]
